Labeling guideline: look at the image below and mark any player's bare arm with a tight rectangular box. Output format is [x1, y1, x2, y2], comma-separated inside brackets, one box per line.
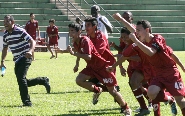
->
[113, 13, 135, 33]
[36, 28, 40, 38]
[129, 33, 157, 56]
[106, 55, 129, 72]
[74, 57, 80, 73]
[171, 53, 185, 72]
[67, 45, 91, 60]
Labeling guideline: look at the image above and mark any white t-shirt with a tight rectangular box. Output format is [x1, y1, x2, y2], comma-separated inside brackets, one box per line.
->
[82, 15, 112, 39]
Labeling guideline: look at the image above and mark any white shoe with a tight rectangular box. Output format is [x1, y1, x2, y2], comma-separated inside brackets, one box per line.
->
[92, 87, 102, 105]
[121, 108, 132, 116]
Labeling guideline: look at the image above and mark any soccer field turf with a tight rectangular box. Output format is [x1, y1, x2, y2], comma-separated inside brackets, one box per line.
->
[0, 51, 184, 115]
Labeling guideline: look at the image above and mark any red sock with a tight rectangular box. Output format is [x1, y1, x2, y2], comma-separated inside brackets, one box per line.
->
[121, 103, 129, 110]
[142, 83, 149, 89]
[96, 83, 108, 92]
[93, 86, 100, 93]
[154, 90, 169, 102]
[152, 100, 161, 116]
[142, 88, 149, 100]
[181, 107, 185, 116]
[133, 88, 148, 109]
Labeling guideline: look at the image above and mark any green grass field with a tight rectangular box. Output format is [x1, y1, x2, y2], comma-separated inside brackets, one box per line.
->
[0, 51, 184, 115]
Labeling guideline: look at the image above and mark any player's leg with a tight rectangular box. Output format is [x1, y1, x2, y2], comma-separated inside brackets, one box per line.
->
[164, 73, 185, 116]
[129, 70, 150, 116]
[53, 44, 58, 59]
[46, 40, 55, 59]
[148, 80, 177, 116]
[107, 86, 131, 116]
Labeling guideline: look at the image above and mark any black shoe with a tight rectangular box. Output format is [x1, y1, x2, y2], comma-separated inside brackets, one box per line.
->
[135, 109, 150, 116]
[23, 101, 32, 107]
[44, 77, 51, 94]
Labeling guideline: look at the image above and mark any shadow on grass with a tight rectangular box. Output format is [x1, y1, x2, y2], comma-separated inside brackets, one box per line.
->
[1, 105, 23, 108]
[31, 90, 90, 94]
[58, 108, 119, 116]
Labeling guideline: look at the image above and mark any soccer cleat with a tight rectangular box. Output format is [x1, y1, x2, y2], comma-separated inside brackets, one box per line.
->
[92, 87, 102, 105]
[148, 102, 153, 111]
[44, 77, 51, 94]
[134, 107, 141, 113]
[171, 102, 177, 116]
[23, 101, 32, 107]
[134, 109, 150, 116]
[50, 55, 55, 59]
[120, 108, 132, 116]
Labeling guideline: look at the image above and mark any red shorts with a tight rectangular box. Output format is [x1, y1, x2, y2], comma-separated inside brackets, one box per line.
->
[49, 38, 58, 46]
[80, 67, 117, 87]
[150, 69, 185, 96]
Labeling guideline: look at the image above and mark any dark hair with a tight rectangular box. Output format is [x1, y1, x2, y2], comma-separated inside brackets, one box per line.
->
[30, 13, 33, 17]
[91, 5, 100, 11]
[84, 17, 98, 27]
[136, 20, 152, 34]
[121, 27, 131, 35]
[123, 11, 133, 18]
[4, 15, 14, 21]
[49, 19, 55, 23]
[68, 23, 81, 32]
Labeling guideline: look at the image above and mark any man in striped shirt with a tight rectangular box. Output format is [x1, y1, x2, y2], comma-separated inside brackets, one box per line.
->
[0, 15, 51, 107]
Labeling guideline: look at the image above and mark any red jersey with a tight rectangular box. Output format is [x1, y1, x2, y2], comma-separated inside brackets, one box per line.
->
[122, 44, 143, 77]
[46, 25, 58, 40]
[88, 31, 116, 66]
[73, 36, 108, 70]
[127, 34, 177, 78]
[25, 20, 38, 40]
[118, 41, 126, 54]
[143, 34, 177, 77]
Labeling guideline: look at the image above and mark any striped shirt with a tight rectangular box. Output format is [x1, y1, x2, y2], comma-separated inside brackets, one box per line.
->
[3, 25, 32, 62]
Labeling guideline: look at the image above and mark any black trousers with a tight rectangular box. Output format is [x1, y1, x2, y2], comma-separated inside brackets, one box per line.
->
[14, 57, 32, 104]
[14, 57, 47, 104]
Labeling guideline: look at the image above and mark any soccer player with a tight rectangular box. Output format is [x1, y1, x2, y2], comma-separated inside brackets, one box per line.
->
[46, 19, 59, 59]
[109, 27, 152, 116]
[76, 5, 113, 39]
[83, 17, 120, 105]
[112, 13, 185, 116]
[25, 13, 40, 60]
[65, 23, 131, 115]
[109, 11, 134, 76]
[1, 15, 51, 107]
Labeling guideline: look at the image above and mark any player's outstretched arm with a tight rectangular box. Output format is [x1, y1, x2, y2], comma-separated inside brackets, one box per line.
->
[113, 13, 135, 33]
[74, 57, 80, 73]
[67, 45, 91, 60]
[106, 55, 128, 72]
[129, 33, 156, 56]
[171, 53, 185, 72]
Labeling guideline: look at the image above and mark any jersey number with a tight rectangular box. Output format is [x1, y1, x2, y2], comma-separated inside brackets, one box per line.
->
[175, 82, 184, 90]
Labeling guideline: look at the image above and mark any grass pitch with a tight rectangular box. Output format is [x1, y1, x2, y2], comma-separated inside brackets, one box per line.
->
[0, 51, 184, 115]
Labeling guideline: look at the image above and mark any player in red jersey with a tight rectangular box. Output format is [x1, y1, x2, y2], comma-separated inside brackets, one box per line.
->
[64, 23, 131, 115]
[112, 13, 185, 116]
[109, 26, 152, 116]
[25, 13, 40, 60]
[83, 17, 122, 105]
[46, 19, 59, 59]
